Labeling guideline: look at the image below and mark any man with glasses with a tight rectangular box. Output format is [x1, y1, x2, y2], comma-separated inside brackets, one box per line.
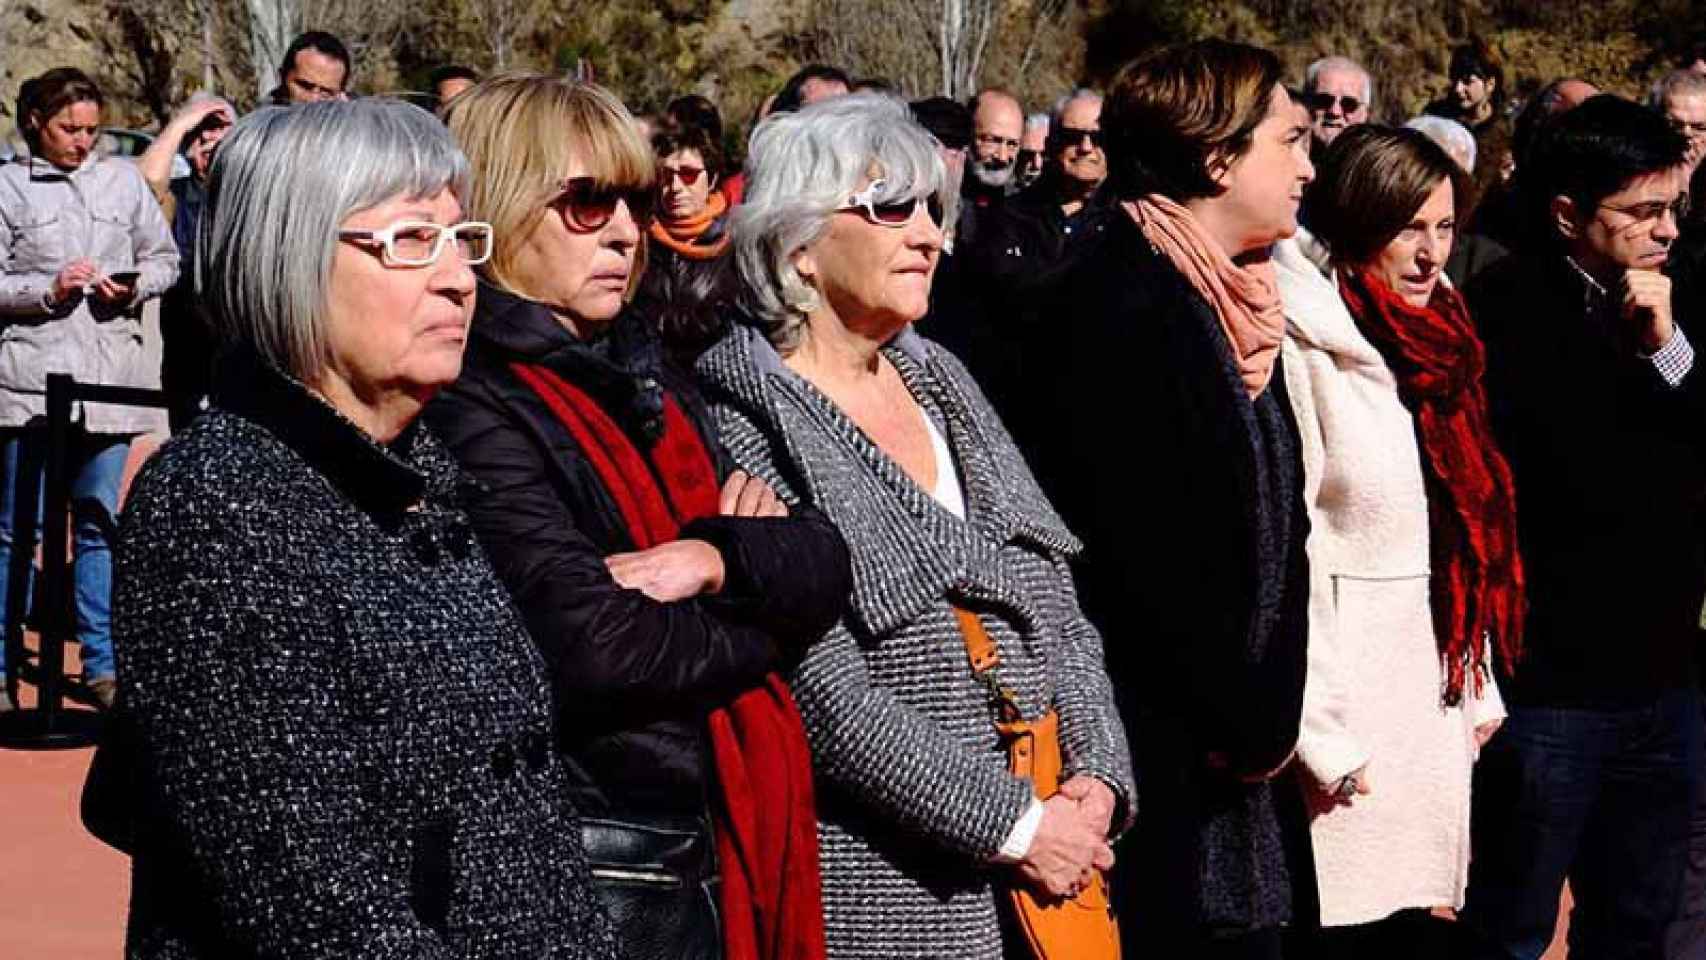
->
[922, 89, 1114, 449]
[966, 89, 1024, 197]
[1460, 95, 1706, 960]
[1016, 113, 1049, 190]
[1302, 55, 1372, 154]
[268, 32, 351, 106]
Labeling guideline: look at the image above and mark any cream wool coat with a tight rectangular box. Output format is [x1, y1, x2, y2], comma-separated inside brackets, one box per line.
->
[1273, 238, 1505, 927]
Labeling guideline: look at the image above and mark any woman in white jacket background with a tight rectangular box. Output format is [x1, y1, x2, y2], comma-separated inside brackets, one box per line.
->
[1274, 124, 1523, 958]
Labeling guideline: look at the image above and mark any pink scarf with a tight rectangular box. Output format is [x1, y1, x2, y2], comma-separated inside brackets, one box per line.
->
[1123, 195, 1286, 398]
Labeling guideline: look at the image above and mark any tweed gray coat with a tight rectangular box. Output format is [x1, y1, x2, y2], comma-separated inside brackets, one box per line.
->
[697, 324, 1134, 959]
[109, 352, 617, 960]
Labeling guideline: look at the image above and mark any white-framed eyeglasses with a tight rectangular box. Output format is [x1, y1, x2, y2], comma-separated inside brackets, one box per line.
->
[337, 220, 494, 267]
[835, 178, 944, 229]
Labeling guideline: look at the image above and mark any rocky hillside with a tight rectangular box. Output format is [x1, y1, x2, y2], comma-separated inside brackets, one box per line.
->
[1, 0, 1698, 145]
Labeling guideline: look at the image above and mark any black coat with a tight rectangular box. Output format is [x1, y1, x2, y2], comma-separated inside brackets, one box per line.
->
[1468, 251, 1706, 707]
[1008, 216, 1315, 942]
[110, 350, 616, 959]
[424, 284, 851, 819]
[921, 179, 1119, 435]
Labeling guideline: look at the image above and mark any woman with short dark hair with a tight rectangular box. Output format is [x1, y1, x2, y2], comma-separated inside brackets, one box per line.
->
[1009, 39, 1318, 956]
[638, 123, 734, 360]
[1274, 124, 1521, 958]
[0, 66, 177, 709]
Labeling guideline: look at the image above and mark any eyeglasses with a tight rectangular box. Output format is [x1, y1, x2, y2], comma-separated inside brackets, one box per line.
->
[1600, 194, 1691, 226]
[1051, 126, 1103, 150]
[551, 177, 655, 232]
[338, 220, 494, 267]
[1669, 117, 1706, 137]
[660, 164, 707, 186]
[1304, 92, 1363, 115]
[836, 178, 944, 228]
[975, 133, 1021, 152]
[1016, 149, 1042, 168]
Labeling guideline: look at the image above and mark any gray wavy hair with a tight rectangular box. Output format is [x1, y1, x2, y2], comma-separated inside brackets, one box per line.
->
[732, 92, 946, 350]
[196, 98, 470, 383]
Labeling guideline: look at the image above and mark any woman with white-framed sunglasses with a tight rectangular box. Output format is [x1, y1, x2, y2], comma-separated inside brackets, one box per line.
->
[697, 91, 1133, 960]
[97, 98, 619, 959]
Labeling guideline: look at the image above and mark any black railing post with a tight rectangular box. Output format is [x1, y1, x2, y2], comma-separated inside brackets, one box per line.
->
[0, 374, 166, 749]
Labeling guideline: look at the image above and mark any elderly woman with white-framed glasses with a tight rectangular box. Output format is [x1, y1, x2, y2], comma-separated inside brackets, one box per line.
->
[94, 98, 618, 960]
[696, 92, 1135, 960]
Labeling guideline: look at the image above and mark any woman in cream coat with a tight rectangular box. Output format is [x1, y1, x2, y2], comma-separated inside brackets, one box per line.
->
[1276, 125, 1520, 957]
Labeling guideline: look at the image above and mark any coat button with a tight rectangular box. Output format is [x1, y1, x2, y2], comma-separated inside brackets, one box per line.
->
[523, 732, 550, 770]
[491, 742, 518, 778]
[410, 528, 440, 563]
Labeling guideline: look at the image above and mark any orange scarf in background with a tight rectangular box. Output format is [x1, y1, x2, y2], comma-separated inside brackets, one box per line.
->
[651, 190, 732, 260]
[1124, 195, 1286, 399]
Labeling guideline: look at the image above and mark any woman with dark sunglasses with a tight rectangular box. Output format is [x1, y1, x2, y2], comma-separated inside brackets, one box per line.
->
[431, 74, 852, 960]
[697, 91, 1133, 960]
[636, 123, 736, 363]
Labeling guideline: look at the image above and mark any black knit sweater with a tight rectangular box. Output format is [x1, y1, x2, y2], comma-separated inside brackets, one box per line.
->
[109, 350, 617, 960]
[1469, 251, 1706, 707]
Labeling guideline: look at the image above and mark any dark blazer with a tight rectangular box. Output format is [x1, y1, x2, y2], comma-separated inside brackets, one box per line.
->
[1469, 251, 1706, 707]
[109, 351, 616, 960]
[1011, 215, 1315, 942]
[423, 283, 851, 819]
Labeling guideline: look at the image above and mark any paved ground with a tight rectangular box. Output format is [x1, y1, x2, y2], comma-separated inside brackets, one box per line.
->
[1, 737, 128, 955]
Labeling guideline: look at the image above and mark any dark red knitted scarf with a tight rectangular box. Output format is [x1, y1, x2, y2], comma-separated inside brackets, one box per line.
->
[512, 362, 827, 960]
[1337, 268, 1525, 704]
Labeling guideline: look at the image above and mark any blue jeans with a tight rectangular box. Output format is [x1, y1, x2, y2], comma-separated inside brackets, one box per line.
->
[0, 426, 130, 682]
[1460, 688, 1705, 960]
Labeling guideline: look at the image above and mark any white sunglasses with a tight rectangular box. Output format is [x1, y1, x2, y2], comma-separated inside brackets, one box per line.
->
[835, 178, 944, 228]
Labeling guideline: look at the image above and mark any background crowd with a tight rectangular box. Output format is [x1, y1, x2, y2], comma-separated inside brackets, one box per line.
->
[5, 19, 1706, 960]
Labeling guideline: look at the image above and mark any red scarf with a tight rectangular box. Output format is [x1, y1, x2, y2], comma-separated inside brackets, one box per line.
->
[511, 362, 827, 960]
[1337, 268, 1524, 704]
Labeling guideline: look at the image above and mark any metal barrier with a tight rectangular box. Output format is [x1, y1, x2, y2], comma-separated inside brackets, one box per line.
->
[0, 373, 167, 749]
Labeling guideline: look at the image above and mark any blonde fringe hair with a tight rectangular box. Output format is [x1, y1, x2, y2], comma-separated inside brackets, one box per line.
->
[442, 73, 655, 302]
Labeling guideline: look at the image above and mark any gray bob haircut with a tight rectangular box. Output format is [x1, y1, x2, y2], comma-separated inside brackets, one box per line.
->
[196, 98, 471, 382]
[733, 92, 945, 349]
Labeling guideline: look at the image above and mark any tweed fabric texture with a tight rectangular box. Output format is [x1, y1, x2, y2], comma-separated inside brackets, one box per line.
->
[111, 356, 618, 960]
[698, 324, 1134, 959]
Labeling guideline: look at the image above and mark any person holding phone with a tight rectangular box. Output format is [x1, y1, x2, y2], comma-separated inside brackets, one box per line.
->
[0, 67, 177, 709]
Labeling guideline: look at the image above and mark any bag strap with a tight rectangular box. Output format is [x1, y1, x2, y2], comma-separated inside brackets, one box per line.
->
[953, 605, 1023, 724]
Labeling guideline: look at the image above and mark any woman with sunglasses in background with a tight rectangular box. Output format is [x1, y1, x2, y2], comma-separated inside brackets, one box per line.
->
[636, 122, 735, 363]
[433, 75, 851, 960]
[697, 92, 1133, 960]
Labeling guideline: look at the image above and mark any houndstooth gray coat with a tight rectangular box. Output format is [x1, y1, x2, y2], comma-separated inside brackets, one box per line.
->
[697, 323, 1135, 959]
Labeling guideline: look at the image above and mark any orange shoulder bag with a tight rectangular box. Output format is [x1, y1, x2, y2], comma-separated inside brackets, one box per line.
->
[953, 606, 1121, 960]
